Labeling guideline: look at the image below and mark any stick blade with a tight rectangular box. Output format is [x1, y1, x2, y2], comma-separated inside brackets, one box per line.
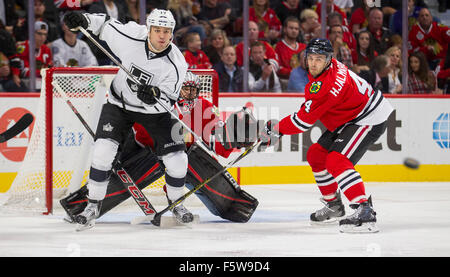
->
[132, 214, 200, 228]
[0, 113, 34, 143]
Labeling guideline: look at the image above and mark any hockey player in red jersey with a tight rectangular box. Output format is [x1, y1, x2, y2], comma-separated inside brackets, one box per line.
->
[61, 71, 259, 224]
[260, 38, 393, 233]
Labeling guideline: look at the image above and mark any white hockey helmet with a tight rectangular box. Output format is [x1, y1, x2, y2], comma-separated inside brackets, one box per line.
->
[146, 9, 176, 33]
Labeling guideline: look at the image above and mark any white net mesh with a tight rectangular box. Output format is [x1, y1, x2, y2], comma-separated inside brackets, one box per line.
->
[2, 67, 218, 214]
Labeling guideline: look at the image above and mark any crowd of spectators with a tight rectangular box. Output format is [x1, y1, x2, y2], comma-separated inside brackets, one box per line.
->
[0, 0, 449, 94]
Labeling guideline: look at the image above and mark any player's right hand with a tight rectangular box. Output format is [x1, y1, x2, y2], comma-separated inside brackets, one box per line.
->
[137, 84, 161, 105]
[64, 11, 88, 31]
[259, 120, 282, 147]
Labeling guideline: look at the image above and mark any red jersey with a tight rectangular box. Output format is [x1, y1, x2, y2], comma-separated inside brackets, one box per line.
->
[133, 97, 233, 158]
[183, 49, 212, 69]
[349, 8, 368, 31]
[408, 22, 450, 60]
[249, 7, 282, 39]
[235, 40, 279, 68]
[53, 0, 99, 10]
[276, 59, 392, 134]
[11, 40, 52, 78]
[351, 49, 378, 65]
[327, 25, 356, 51]
[315, 2, 348, 26]
[274, 40, 306, 79]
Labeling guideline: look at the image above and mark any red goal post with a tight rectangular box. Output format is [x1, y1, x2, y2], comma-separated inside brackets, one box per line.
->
[3, 67, 219, 214]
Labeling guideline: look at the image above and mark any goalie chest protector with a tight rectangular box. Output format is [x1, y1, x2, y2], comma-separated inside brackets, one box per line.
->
[186, 144, 259, 222]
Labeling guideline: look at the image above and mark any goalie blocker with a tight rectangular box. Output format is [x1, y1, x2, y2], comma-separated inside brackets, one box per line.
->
[61, 135, 258, 223]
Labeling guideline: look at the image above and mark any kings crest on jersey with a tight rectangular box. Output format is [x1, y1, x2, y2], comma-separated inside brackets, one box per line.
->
[84, 13, 188, 114]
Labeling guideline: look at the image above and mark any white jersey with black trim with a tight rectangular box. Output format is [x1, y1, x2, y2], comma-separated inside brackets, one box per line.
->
[84, 13, 188, 114]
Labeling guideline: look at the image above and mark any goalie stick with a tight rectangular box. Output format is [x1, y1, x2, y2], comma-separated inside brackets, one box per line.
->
[52, 81, 157, 218]
[0, 113, 34, 143]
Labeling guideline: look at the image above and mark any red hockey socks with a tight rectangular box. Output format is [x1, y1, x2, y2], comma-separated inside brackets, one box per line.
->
[307, 143, 338, 201]
[326, 151, 367, 203]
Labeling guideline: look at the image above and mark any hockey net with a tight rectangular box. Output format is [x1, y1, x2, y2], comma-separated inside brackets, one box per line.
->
[3, 67, 219, 214]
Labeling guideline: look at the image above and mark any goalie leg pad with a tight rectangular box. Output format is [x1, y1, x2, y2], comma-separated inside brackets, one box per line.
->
[186, 144, 259, 222]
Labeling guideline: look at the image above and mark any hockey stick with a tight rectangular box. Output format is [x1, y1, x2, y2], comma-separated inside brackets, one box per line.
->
[52, 81, 157, 217]
[150, 139, 262, 226]
[0, 113, 34, 143]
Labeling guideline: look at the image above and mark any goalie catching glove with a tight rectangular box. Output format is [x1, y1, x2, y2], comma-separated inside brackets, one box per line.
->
[216, 107, 258, 150]
[137, 84, 161, 105]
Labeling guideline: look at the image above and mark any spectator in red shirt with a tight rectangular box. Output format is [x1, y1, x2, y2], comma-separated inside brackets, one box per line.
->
[9, 21, 53, 92]
[408, 7, 450, 70]
[329, 25, 353, 68]
[327, 12, 356, 51]
[349, 0, 370, 34]
[360, 8, 393, 55]
[249, 0, 282, 43]
[235, 20, 279, 70]
[182, 32, 212, 69]
[275, 16, 306, 80]
[315, 0, 348, 27]
[351, 30, 378, 74]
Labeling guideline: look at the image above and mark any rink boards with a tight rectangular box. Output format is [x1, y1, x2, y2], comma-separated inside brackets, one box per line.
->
[0, 93, 449, 192]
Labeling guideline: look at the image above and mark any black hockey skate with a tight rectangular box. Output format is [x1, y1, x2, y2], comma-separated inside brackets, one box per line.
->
[310, 192, 345, 225]
[339, 196, 378, 233]
[75, 199, 101, 231]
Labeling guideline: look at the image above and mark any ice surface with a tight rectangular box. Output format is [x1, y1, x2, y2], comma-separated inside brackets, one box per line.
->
[1, 182, 450, 257]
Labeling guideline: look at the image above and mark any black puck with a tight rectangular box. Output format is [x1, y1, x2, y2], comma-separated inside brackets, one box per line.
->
[403, 158, 420, 169]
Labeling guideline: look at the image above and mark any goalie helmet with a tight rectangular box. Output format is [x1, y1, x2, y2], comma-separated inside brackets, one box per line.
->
[146, 9, 176, 32]
[179, 71, 201, 112]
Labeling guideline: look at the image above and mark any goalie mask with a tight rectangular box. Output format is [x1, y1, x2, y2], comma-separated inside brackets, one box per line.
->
[179, 71, 201, 113]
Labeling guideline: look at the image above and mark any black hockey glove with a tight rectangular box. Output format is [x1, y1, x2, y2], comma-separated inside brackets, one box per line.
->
[137, 84, 161, 105]
[63, 11, 88, 31]
[259, 120, 282, 146]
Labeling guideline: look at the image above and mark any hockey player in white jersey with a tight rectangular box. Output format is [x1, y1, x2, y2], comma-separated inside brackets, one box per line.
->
[63, 9, 190, 230]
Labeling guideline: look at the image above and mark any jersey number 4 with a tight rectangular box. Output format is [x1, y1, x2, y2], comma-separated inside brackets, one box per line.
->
[349, 71, 373, 97]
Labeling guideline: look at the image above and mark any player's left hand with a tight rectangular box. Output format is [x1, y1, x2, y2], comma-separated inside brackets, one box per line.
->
[259, 120, 282, 147]
[137, 84, 161, 105]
